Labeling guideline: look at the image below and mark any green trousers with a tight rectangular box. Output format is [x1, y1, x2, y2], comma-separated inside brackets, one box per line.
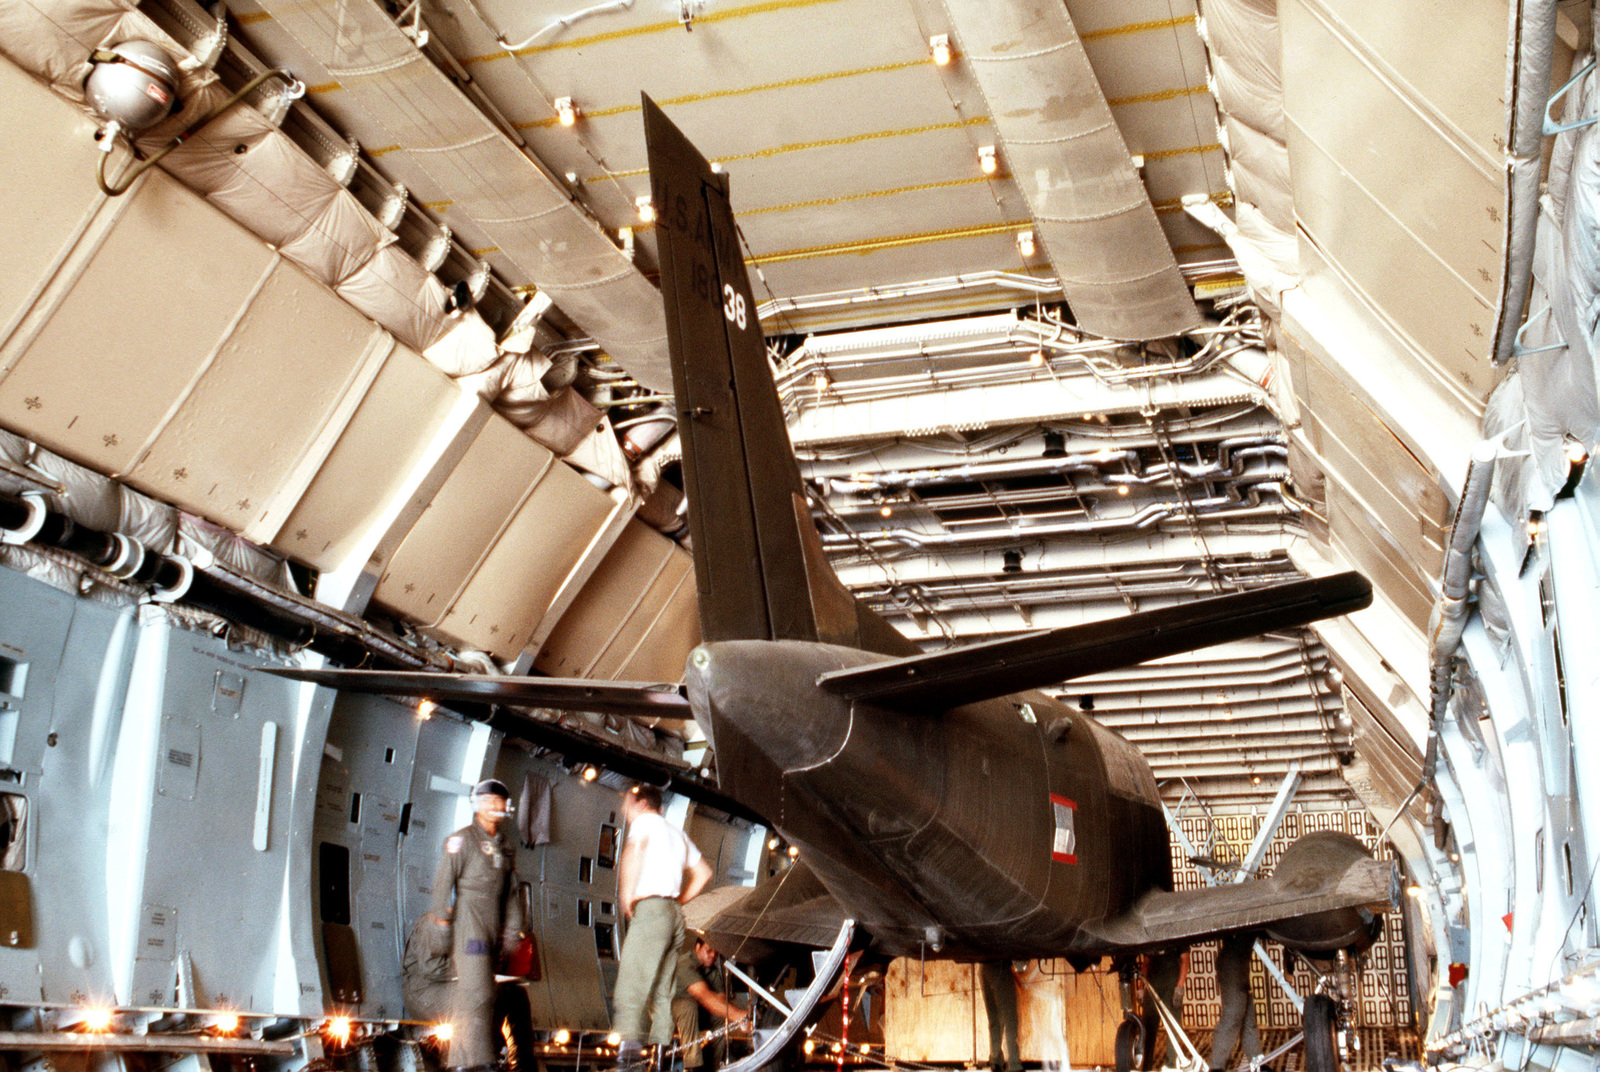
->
[672, 995, 705, 1068]
[613, 897, 685, 1044]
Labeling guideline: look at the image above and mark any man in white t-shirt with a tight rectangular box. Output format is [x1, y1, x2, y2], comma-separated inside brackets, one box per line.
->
[613, 784, 713, 1067]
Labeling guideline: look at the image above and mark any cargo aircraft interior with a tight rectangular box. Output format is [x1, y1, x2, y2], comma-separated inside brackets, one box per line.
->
[0, 2, 1593, 1072]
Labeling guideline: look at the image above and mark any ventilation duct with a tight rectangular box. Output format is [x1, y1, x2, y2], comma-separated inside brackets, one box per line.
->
[940, 0, 1203, 340]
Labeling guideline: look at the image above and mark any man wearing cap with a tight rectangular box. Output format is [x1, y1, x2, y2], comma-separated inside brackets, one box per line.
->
[614, 784, 713, 1068]
[672, 933, 749, 1071]
[431, 778, 527, 1072]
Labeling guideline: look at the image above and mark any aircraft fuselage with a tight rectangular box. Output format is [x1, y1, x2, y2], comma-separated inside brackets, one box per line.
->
[686, 640, 1173, 960]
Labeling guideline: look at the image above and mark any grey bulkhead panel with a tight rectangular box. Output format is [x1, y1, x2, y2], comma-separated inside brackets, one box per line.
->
[314, 692, 431, 1019]
[399, 711, 489, 949]
[121, 617, 325, 1012]
[495, 750, 622, 1033]
[0, 567, 132, 1003]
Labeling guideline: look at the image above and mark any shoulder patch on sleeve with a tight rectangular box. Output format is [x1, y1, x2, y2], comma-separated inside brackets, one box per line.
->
[446, 835, 462, 854]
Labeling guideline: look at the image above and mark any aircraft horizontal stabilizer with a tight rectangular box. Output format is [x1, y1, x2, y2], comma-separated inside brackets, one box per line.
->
[1083, 829, 1395, 952]
[688, 859, 851, 963]
[814, 571, 1371, 710]
[264, 667, 691, 720]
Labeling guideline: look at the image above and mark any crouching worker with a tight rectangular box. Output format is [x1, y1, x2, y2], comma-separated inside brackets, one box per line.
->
[672, 933, 750, 1070]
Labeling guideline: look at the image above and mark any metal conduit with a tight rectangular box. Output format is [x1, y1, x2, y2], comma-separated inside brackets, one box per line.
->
[0, 489, 458, 672]
[822, 493, 1298, 551]
[1492, 0, 1561, 365]
[1423, 441, 1499, 782]
[827, 440, 1287, 493]
[778, 321, 1263, 397]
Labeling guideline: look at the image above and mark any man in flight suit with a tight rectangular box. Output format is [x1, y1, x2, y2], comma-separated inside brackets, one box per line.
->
[403, 909, 536, 1072]
[978, 962, 1021, 1072]
[614, 784, 713, 1068]
[672, 933, 749, 1070]
[431, 778, 527, 1072]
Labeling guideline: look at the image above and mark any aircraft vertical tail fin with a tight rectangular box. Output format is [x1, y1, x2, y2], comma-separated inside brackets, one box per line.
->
[644, 96, 906, 651]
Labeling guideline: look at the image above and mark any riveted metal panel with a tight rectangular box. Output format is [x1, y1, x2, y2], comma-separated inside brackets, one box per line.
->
[374, 412, 555, 628]
[435, 460, 616, 659]
[0, 57, 106, 349]
[127, 258, 388, 534]
[0, 170, 274, 475]
[271, 344, 462, 571]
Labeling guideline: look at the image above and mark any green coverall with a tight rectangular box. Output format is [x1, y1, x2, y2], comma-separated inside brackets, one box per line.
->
[431, 821, 525, 1070]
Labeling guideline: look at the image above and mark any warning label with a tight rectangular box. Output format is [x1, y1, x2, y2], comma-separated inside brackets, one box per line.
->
[1051, 794, 1078, 864]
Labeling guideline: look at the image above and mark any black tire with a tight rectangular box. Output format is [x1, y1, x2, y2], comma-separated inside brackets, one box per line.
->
[1115, 1017, 1145, 1072]
[1303, 994, 1340, 1072]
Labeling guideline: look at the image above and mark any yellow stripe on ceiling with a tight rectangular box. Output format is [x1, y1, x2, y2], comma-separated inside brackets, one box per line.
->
[467, 0, 846, 64]
[368, 145, 404, 157]
[1079, 15, 1196, 41]
[305, 82, 343, 95]
[600, 115, 992, 179]
[514, 59, 929, 131]
[237, 10, 273, 23]
[744, 175, 991, 217]
[1143, 143, 1224, 162]
[1107, 85, 1209, 107]
[748, 219, 1031, 265]
[469, 247, 500, 256]
[771, 288, 1058, 331]
[423, 200, 455, 211]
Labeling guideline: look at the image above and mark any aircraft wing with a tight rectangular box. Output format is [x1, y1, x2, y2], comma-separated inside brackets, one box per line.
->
[692, 860, 851, 964]
[264, 667, 691, 720]
[814, 571, 1371, 711]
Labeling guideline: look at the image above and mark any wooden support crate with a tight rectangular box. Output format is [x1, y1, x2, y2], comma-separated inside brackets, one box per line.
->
[884, 959, 1122, 1067]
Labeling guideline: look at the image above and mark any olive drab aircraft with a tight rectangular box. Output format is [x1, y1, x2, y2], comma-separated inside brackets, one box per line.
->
[277, 95, 1394, 1048]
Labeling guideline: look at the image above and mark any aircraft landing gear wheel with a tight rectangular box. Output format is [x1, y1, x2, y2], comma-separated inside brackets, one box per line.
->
[1115, 1017, 1145, 1072]
[1303, 994, 1340, 1072]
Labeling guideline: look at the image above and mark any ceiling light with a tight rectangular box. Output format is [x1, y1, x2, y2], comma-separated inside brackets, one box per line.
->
[767, 837, 779, 850]
[554, 97, 579, 127]
[879, 505, 892, 518]
[214, 1013, 240, 1034]
[1028, 350, 1044, 366]
[433, 1023, 454, 1041]
[582, 766, 598, 782]
[606, 1033, 622, 1046]
[1250, 775, 1261, 785]
[85, 42, 181, 143]
[552, 1029, 572, 1045]
[82, 1008, 114, 1033]
[788, 845, 800, 858]
[416, 699, 435, 721]
[1406, 885, 1423, 898]
[929, 34, 952, 66]
[1116, 485, 1130, 496]
[636, 195, 657, 224]
[1016, 230, 1036, 257]
[805, 1041, 817, 1055]
[813, 372, 828, 391]
[1566, 440, 1589, 463]
[325, 1017, 352, 1045]
[979, 145, 998, 175]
